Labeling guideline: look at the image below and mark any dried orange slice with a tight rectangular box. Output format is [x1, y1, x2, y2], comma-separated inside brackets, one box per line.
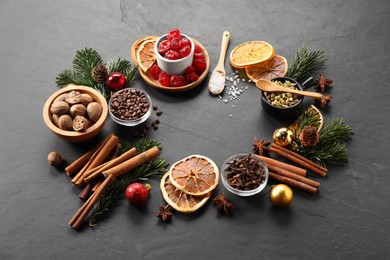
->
[290, 105, 324, 137]
[131, 36, 158, 66]
[230, 41, 275, 68]
[136, 39, 157, 72]
[169, 155, 219, 196]
[245, 55, 288, 82]
[160, 172, 211, 213]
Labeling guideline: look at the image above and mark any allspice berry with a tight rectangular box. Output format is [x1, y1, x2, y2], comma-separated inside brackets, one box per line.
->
[47, 151, 62, 167]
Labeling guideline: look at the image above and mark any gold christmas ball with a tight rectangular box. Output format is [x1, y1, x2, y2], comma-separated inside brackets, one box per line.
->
[273, 127, 294, 147]
[269, 184, 293, 207]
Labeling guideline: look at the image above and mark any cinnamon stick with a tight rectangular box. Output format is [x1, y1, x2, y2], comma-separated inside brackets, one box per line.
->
[69, 174, 116, 229]
[254, 155, 307, 177]
[83, 147, 138, 183]
[79, 182, 92, 201]
[92, 178, 103, 192]
[108, 143, 122, 161]
[270, 144, 327, 177]
[267, 164, 320, 188]
[65, 134, 113, 176]
[73, 134, 119, 186]
[269, 172, 317, 194]
[102, 146, 160, 178]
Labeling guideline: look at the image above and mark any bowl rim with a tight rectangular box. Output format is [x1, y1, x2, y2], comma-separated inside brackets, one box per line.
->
[154, 33, 195, 63]
[261, 76, 304, 110]
[42, 84, 108, 137]
[221, 153, 269, 196]
[108, 88, 152, 126]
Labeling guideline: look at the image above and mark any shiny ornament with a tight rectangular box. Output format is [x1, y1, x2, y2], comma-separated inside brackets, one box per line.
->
[125, 182, 149, 206]
[269, 184, 293, 207]
[273, 127, 294, 147]
[106, 72, 126, 91]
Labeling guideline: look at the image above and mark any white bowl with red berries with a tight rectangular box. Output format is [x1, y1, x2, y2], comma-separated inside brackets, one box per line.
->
[137, 29, 209, 92]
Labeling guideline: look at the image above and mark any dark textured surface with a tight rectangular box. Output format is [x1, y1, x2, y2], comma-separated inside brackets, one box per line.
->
[1, 0, 389, 259]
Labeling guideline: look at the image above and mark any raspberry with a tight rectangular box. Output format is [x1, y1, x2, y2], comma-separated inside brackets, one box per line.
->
[179, 45, 191, 58]
[158, 40, 171, 56]
[158, 71, 171, 87]
[150, 64, 161, 80]
[194, 45, 202, 54]
[194, 51, 204, 60]
[183, 66, 195, 76]
[165, 50, 180, 60]
[179, 38, 191, 49]
[185, 72, 199, 83]
[171, 75, 187, 87]
[192, 59, 207, 74]
[167, 29, 182, 41]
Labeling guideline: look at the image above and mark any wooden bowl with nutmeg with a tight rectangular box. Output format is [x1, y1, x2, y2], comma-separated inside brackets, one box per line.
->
[43, 84, 108, 143]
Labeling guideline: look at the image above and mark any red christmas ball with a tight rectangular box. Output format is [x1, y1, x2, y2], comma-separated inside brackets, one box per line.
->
[106, 72, 126, 91]
[125, 183, 149, 206]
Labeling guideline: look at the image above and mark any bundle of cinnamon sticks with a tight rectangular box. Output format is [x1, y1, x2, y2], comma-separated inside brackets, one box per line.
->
[254, 144, 328, 194]
[65, 133, 161, 229]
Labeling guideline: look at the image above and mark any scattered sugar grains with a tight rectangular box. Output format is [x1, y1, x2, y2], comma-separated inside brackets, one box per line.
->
[221, 72, 247, 104]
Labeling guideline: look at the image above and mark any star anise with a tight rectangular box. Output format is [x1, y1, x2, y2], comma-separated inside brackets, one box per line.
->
[214, 192, 235, 214]
[315, 95, 332, 109]
[315, 74, 333, 92]
[253, 137, 271, 156]
[157, 205, 172, 222]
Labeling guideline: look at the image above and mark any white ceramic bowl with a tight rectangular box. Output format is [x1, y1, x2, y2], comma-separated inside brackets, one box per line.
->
[154, 33, 195, 76]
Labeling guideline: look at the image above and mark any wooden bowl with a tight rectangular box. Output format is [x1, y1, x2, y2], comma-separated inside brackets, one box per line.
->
[42, 84, 108, 143]
[135, 38, 210, 93]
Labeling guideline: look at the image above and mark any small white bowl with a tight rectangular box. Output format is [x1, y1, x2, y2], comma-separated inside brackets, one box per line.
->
[154, 33, 195, 76]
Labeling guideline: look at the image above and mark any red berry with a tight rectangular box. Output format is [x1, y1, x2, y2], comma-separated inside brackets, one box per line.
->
[194, 51, 205, 60]
[183, 66, 195, 76]
[150, 64, 161, 80]
[158, 71, 171, 87]
[158, 40, 171, 56]
[179, 38, 191, 49]
[170, 38, 181, 52]
[194, 45, 202, 54]
[171, 74, 187, 87]
[179, 45, 191, 58]
[125, 183, 149, 207]
[167, 29, 182, 41]
[165, 50, 180, 60]
[186, 72, 199, 83]
[192, 59, 207, 74]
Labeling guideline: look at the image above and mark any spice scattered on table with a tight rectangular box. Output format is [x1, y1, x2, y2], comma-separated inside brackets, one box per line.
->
[214, 192, 235, 214]
[47, 151, 62, 167]
[157, 204, 173, 222]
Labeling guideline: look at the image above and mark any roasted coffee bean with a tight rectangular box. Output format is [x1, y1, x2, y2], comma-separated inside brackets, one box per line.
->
[153, 105, 158, 111]
[110, 89, 150, 121]
[153, 125, 159, 130]
[156, 111, 163, 116]
[155, 119, 160, 124]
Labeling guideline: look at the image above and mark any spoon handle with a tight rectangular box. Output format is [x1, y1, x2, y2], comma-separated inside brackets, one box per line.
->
[287, 88, 323, 98]
[216, 31, 230, 71]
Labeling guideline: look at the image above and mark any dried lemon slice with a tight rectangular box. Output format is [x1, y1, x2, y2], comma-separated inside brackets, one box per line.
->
[169, 155, 219, 196]
[230, 41, 274, 68]
[136, 39, 157, 72]
[131, 36, 158, 66]
[245, 55, 288, 82]
[160, 172, 211, 213]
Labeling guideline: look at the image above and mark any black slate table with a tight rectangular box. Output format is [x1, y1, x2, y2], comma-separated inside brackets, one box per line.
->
[1, 0, 389, 259]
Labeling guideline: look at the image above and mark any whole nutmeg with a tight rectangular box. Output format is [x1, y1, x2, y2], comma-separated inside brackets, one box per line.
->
[52, 114, 60, 127]
[54, 93, 69, 103]
[58, 114, 73, 131]
[87, 102, 102, 122]
[65, 90, 82, 105]
[47, 151, 62, 166]
[79, 93, 94, 106]
[50, 101, 69, 115]
[73, 115, 89, 132]
[69, 104, 87, 118]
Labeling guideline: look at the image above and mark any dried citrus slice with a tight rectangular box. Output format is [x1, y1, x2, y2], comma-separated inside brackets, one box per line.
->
[136, 39, 157, 72]
[245, 55, 288, 82]
[160, 172, 211, 213]
[169, 155, 219, 196]
[131, 36, 158, 66]
[290, 105, 324, 136]
[230, 41, 275, 68]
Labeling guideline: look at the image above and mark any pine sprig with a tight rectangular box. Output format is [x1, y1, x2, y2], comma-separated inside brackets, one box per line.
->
[73, 48, 103, 83]
[298, 118, 353, 166]
[89, 138, 168, 226]
[285, 45, 327, 82]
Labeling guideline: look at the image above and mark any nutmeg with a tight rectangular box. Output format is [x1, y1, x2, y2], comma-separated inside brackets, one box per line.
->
[72, 115, 89, 132]
[79, 93, 94, 106]
[54, 93, 69, 103]
[50, 101, 69, 115]
[58, 114, 73, 131]
[69, 104, 87, 118]
[65, 90, 82, 105]
[87, 102, 102, 122]
[47, 151, 62, 167]
[52, 114, 60, 127]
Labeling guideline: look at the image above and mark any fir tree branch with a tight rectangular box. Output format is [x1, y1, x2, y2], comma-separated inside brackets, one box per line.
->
[55, 69, 91, 88]
[107, 57, 131, 74]
[73, 48, 103, 85]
